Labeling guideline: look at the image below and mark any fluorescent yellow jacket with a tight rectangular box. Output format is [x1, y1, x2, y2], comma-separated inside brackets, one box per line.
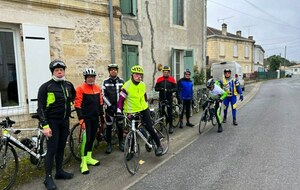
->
[122, 80, 148, 113]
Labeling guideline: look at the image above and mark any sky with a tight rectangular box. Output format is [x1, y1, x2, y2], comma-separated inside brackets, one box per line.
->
[207, 0, 300, 62]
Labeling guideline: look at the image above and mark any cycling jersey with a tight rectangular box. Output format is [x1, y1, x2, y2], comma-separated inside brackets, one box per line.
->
[102, 76, 124, 107]
[74, 83, 103, 120]
[220, 77, 242, 96]
[37, 78, 76, 126]
[154, 76, 177, 100]
[177, 77, 193, 100]
[209, 84, 228, 100]
[118, 79, 148, 113]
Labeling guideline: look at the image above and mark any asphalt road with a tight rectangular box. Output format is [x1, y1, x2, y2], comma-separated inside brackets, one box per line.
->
[15, 80, 259, 190]
[128, 76, 300, 190]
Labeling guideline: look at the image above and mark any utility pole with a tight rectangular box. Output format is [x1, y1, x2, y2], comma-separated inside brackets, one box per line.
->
[284, 45, 287, 70]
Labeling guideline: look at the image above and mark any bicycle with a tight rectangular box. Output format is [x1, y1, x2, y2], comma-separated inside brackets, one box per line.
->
[68, 117, 104, 161]
[198, 96, 217, 134]
[192, 89, 202, 113]
[123, 113, 169, 175]
[0, 116, 48, 190]
[150, 99, 182, 128]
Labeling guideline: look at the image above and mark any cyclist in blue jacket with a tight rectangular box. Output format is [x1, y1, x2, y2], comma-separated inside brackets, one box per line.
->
[177, 69, 194, 128]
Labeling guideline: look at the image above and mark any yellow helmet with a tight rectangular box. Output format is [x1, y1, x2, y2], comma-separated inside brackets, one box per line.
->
[131, 65, 144, 74]
[162, 66, 171, 72]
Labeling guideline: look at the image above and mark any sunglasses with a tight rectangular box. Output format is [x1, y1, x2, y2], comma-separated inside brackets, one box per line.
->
[53, 62, 66, 67]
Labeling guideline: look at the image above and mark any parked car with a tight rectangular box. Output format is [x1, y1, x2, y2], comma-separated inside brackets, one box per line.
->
[285, 70, 293, 78]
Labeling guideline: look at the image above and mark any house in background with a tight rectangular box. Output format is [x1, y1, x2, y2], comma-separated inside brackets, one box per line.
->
[0, 0, 121, 122]
[120, 0, 207, 88]
[254, 44, 265, 72]
[287, 64, 300, 75]
[206, 23, 255, 74]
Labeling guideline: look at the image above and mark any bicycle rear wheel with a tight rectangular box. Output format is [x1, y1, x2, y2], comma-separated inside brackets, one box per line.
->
[198, 111, 208, 134]
[69, 123, 82, 161]
[194, 98, 201, 113]
[124, 131, 140, 175]
[0, 143, 18, 190]
[153, 121, 169, 155]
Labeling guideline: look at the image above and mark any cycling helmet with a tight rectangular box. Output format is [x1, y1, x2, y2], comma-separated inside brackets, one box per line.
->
[131, 65, 144, 74]
[224, 69, 231, 73]
[83, 68, 96, 76]
[162, 66, 171, 72]
[108, 63, 118, 70]
[206, 78, 215, 88]
[184, 69, 191, 75]
[49, 60, 66, 73]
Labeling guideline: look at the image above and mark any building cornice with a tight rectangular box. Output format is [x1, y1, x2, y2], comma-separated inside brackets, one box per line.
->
[2, 0, 121, 17]
[207, 35, 255, 43]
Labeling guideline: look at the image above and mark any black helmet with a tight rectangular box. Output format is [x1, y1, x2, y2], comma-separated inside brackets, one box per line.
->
[206, 78, 215, 88]
[224, 69, 231, 73]
[49, 60, 66, 73]
[108, 63, 118, 70]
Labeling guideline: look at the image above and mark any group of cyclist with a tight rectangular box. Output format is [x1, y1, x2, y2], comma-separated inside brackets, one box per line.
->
[37, 59, 243, 190]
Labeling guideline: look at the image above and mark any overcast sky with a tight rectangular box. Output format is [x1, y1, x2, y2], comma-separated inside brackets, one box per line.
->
[207, 0, 300, 62]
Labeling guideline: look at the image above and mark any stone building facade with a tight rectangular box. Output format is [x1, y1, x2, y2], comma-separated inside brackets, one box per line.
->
[207, 24, 255, 74]
[120, 0, 207, 89]
[0, 0, 121, 124]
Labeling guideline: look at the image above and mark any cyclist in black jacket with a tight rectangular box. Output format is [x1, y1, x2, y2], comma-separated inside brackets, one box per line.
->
[154, 66, 177, 134]
[102, 63, 125, 154]
[37, 60, 76, 190]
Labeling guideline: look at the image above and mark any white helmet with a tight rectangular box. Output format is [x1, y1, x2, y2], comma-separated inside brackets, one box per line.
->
[83, 68, 96, 76]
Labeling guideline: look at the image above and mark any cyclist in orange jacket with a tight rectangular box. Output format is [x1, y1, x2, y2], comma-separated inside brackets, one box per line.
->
[75, 68, 104, 174]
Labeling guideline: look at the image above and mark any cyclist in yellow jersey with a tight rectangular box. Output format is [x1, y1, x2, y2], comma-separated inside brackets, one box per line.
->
[117, 65, 164, 156]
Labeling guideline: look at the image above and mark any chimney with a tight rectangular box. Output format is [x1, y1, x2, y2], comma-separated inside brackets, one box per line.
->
[236, 30, 241, 37]
[248, 36, 253, 40]
[222, 23, 227, 35]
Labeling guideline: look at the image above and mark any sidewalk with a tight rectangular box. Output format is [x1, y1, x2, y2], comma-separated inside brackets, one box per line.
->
[16, 82, 261, 190]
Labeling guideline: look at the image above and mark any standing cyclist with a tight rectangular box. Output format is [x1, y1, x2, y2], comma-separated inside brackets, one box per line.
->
[74, 68, 104, 174]
[154, 66, 177, 134]
[206, 78, 228, 133]
[177, 69, 194, 128]
[37, 60, 76, 190]
[219, 69, 243, 125]
[117, 65, 164, 156]
[102, 63, 124, 154]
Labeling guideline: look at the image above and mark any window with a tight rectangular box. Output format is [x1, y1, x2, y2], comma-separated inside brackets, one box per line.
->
[121, 0, 137, 16]
[244, 46, 249, 58]
[233, 44, 238, 58]
[0, 30, 19, 107]
[219, 43, 225, 57]
[173, 0, 184, 26]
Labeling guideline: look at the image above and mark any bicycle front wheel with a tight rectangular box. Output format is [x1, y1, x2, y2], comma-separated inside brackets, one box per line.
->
[124, 131, 140, 175]
[198, 112, 208, 134]
[154, 121, 169, 155]
[0, 143, 18, 190]
[172, 104, 181, 128]
[69, 123, 82, 161]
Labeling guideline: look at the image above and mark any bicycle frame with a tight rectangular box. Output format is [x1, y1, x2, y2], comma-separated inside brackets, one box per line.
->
[125, 114, 153, 149]
[1, 127, 45, 160]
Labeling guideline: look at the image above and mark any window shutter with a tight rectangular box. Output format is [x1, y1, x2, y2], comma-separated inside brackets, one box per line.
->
[173, 0, 178, 24]
[132, 0, 137, 16]
[121, 0, 131, 14]
[23, 24, 51, 113]
[184, 50, 194, 81]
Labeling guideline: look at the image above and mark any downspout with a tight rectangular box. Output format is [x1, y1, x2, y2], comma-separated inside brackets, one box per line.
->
[109, 0, 115, 64]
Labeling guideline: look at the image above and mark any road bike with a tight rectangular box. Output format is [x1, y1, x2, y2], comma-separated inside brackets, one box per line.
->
[123, 113, 169, 175]
[69, 117, 105, 161]
[150, 99, 182, 128]
[0, 116, 47, 190]
[198, 96, 217, 134]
